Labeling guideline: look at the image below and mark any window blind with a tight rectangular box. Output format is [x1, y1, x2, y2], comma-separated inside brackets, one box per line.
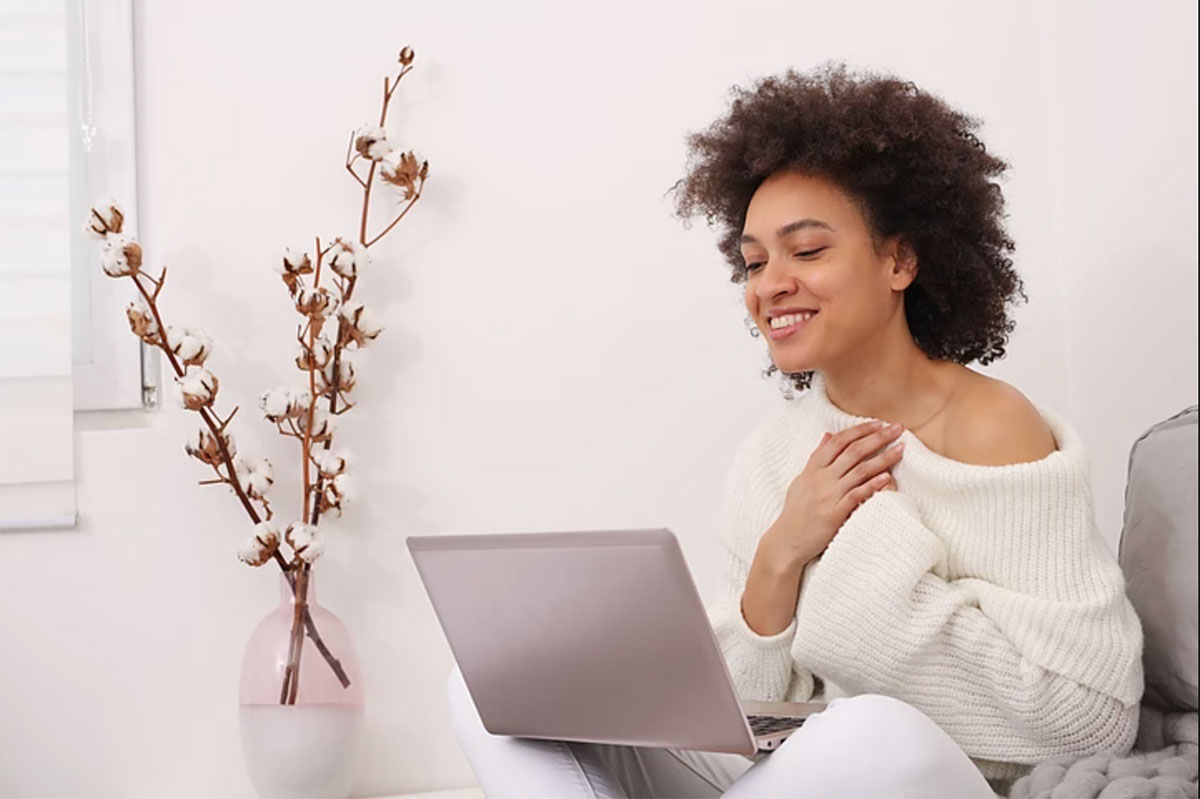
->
[0, 1, 76, 529]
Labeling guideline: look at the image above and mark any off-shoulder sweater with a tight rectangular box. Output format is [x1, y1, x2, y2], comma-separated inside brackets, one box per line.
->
[705, 371, 1145, 792]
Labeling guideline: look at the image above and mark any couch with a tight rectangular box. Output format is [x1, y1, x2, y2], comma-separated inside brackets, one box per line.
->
[1010, 405, 1198, 798]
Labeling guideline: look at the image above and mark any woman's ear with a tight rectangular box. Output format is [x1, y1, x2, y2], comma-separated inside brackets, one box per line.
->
[888, 236, 918, 291]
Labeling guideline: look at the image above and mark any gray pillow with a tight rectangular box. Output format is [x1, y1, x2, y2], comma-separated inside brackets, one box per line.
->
[1118, 405, 1199, 713]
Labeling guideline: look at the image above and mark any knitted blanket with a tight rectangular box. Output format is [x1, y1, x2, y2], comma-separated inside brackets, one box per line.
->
[1008, 706, 1198, 798]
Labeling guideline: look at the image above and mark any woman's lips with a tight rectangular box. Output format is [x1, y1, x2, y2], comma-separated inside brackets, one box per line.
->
[768, 313, 816, 341]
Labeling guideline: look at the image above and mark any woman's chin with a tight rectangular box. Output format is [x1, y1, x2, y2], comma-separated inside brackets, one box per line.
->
[771, 351, 817, 375]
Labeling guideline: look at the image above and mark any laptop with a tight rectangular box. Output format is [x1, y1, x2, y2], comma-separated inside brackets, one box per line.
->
[406, 527, 827, 756]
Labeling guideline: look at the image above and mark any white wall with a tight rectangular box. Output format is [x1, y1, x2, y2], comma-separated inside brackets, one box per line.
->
[1, 1, 1195, 796]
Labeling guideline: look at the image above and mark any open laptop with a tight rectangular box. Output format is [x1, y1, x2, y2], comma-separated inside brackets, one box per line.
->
[406, 527, 827, 756]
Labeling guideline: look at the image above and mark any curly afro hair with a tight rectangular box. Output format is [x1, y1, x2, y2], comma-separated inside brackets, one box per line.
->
[669, 60, 1027, 395]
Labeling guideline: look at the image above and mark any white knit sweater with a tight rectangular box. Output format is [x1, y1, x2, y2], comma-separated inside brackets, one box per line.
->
[705, 372, 1145, 789]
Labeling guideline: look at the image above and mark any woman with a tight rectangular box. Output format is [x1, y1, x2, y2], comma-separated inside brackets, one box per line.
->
[447, 61, 1144, 798]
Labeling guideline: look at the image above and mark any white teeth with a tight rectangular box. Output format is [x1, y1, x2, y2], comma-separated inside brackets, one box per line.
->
[769, 312, 816, 329]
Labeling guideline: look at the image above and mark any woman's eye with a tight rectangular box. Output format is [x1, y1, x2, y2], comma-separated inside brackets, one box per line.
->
[743, 248, 825, 273]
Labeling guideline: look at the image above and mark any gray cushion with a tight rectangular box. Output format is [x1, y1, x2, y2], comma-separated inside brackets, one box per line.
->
[1118, 405, 1199, 713]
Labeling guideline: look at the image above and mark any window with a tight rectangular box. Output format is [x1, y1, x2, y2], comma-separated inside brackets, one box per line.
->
[69, 0, 151, 411]
[0, 0, 145, 530]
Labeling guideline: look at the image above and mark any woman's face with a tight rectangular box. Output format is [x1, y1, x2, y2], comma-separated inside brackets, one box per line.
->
[739, 170, 914, 375]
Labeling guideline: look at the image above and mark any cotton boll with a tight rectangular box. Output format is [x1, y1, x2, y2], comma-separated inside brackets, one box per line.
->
[233, 455, 274, 499]
[237, 537, 267, 566]
[318, 466, 355, 518]
[277, 247, 312, 275]
[275, 248, 311, 297]
[353, 306, 382, 337]
[312, 451, 334, 476]
[125, 297, 159, 342]
[308, 407, 337, 441]
[166, 325, 213, 366]
[100, 233, 142, 276]
[338, 301, 383, 349]
[379, 149, 423, 199]
[295, 334, 334, 371]
[86, 198, 125, 237]
[285, 386, 313, 418]
[249, 458, 274, 494]
[313, 449, 348, 477]
[259, 387, 292, 422]
[327, 238, 369, 279]
[254, 520, 280, 545]
[319, 357, 356, 394]
[95, 197, 124, 231]
[320, 481, 345, 517]
[367, 140, 391, 160]
[379, 149, 409, 180]
[332, 473, 354, 503]
[285, 522, 324, 562]
[238, 521, 281, 566]
[295, 286, 335, 318]
[175, 366, 218, 410]
[285, 521, 314, 549]
[186, 427, 233, 465]
[297, 531, 325, 563]
[313, 335, 334, 366]
[354, 125, 389, 161]
[245, 466, 274, 500]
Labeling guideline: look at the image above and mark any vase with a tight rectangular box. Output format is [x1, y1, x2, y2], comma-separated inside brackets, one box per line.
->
[239, 571, 365, 799]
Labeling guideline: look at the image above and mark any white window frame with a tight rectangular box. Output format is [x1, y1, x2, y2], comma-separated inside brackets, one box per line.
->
[68, 0, 156, 411]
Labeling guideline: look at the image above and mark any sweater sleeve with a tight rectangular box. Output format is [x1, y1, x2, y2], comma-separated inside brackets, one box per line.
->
[704, 429, 815, 703]
[792, 487, 1144, 766]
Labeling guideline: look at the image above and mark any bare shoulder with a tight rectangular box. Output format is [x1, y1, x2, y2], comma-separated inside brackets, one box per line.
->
[943, 373, 1058, 466]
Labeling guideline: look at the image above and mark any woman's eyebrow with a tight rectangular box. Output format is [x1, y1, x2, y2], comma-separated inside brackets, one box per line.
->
[740, 218, 835, 245]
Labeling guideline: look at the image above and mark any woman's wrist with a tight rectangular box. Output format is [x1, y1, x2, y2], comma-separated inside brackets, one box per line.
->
[760, 520, 816, 579]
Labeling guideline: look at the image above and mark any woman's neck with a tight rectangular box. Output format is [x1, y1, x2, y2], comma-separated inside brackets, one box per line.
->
[818, 334, 963, 433]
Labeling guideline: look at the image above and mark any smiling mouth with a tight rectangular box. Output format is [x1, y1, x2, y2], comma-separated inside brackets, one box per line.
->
[767, 311, 817, 340]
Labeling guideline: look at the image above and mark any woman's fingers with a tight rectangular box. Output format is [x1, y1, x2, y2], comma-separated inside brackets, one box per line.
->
[839, 439, 905, 494]
[830, 422, 905, 479]
[811, 421, 883, 469]
[839, 471, 893, 514]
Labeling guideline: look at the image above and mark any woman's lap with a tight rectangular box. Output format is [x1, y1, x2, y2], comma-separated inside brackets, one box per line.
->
[721, 694, 996, 798]
[448, 663, 996, 798]
[575, 740, 754, 797]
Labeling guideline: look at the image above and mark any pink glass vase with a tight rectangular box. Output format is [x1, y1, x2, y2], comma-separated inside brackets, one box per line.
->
[239, 571, 365, 799]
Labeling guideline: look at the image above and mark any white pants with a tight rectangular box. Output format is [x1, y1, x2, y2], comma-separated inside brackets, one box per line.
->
[447, 663, 998, 798]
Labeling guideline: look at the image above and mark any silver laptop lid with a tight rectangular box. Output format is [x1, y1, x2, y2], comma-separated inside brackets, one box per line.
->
[407, 528, 760, 755]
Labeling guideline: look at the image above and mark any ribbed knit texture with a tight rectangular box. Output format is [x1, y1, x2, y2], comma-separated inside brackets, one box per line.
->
[705, 372, 1145, 793]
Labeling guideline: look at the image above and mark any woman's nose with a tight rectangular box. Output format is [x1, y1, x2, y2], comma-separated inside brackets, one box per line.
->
[755, 256, 797, 301]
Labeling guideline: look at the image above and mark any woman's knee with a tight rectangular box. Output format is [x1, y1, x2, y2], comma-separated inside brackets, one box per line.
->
[776, 693, 961, 775]
[813, 693, 943, 739]
[778, 693, 995, 795]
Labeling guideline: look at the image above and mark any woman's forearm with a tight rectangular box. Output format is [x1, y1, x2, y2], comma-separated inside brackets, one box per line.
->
[740, 523, 811, 636]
